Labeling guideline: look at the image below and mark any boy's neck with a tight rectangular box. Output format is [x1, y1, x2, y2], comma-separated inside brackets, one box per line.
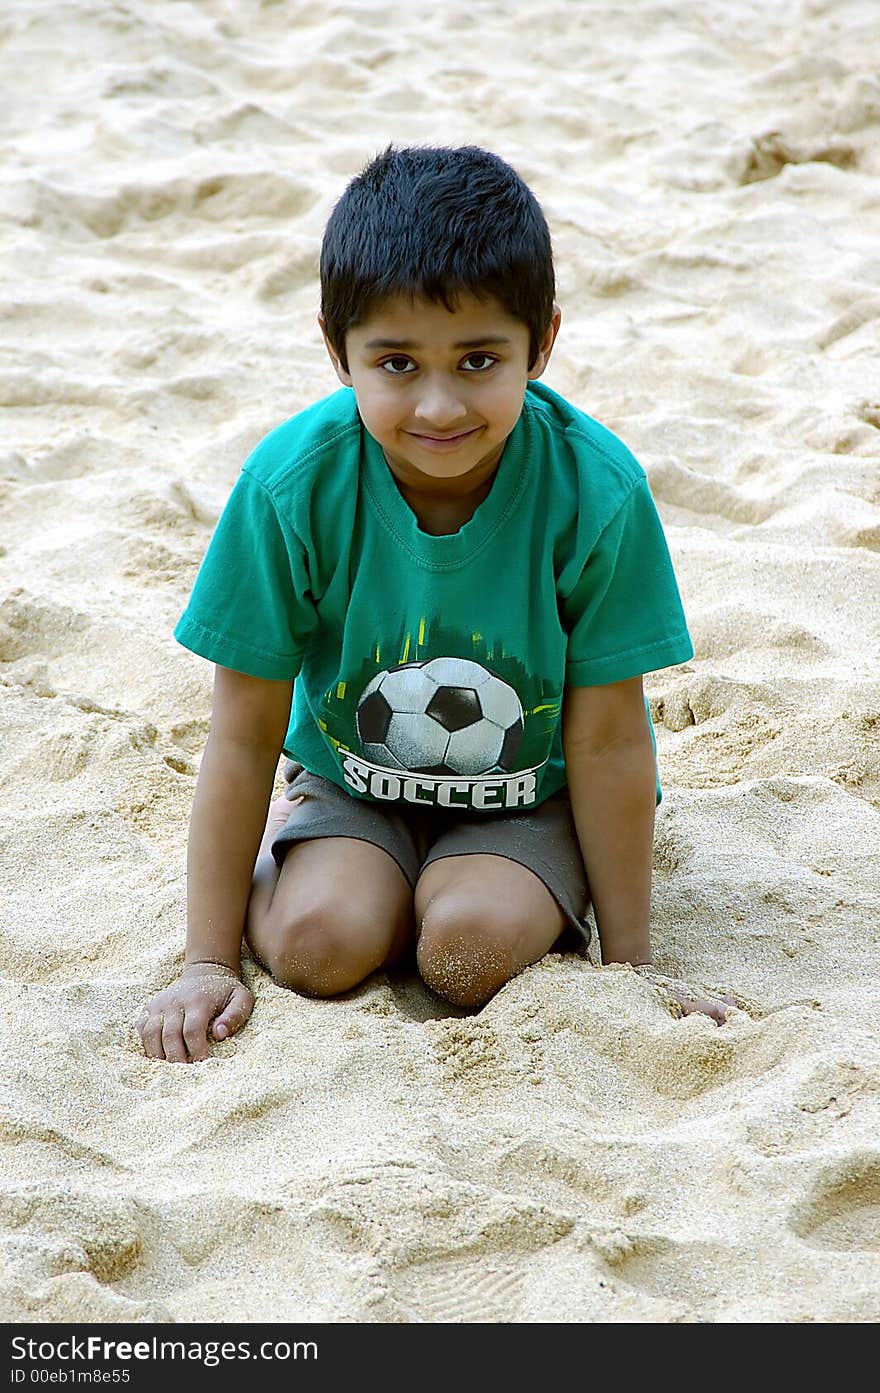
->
[401, 479, 495, 536]
[382, 447, 503, 537]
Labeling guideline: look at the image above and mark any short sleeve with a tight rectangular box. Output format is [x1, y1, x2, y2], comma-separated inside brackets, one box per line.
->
[561, 476, 694, 685]
[174, 469, 317, 680]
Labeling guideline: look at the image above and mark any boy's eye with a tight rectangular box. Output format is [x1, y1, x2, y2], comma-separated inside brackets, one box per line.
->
[378, 352, 499, 375]
[380, 356, 416, 375]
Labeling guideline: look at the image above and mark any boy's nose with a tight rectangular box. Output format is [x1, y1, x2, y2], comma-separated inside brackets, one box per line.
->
[412, 380, 469, 430]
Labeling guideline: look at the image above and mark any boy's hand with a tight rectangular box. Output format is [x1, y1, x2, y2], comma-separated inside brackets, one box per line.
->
[137, 963, 255, 1063]
[632, 964, 740, 1025]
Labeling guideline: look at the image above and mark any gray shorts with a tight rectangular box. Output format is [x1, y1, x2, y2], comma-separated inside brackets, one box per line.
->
[270, 761, 593, 952]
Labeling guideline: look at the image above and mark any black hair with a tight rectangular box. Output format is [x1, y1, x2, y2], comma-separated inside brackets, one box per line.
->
[320, 144, 555, 371]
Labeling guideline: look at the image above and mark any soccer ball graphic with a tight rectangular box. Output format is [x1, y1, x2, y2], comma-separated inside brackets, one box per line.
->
[355, 657, 524, 776]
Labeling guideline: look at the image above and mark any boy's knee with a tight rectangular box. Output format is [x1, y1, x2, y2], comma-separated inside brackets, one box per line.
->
[259, 903, 376, 997]
[417, 896, 517, 1008]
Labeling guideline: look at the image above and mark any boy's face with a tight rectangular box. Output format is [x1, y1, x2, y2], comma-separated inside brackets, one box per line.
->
[321, 293, 560, 498]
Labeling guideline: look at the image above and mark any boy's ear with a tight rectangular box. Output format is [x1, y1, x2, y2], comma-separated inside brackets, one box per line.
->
[318, 313, 353, 386]
[527, 303, 562, 380]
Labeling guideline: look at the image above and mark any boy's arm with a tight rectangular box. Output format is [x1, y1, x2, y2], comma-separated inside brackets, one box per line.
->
[561, 678, 656, 966]
[138, 666, 293, 1062]
[562, 678, 733, 1022]
[185, 665, 293, 970]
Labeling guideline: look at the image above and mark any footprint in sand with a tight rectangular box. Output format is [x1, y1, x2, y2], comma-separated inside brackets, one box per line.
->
[789, 1154, 880, 1251]
[307, 1162, 573, 1272]
[586, 1230, 731, 1306]
[391, 1259, 526, 1322]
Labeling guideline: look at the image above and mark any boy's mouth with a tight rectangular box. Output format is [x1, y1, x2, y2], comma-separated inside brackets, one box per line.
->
[407, 427, 482, 451]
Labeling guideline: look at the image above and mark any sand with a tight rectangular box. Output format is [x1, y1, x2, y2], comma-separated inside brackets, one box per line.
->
[1, 0, 879, 1325]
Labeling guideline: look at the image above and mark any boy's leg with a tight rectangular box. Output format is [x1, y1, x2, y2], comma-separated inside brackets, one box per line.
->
[246, 796, 415, 996]
[414, 853, 568, 1009]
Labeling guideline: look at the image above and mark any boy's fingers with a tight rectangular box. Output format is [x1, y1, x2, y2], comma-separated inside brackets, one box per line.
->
[138, 1010, 166, 1059]
[160, 1008, 189, 1064]
[636, 968, 740, 1027]
[182, 1012, 213, 1063]
[211, 987, 254, 1040]
[137, 983, 254, 1059]
[702, 990, 736, 1023]
[682, 994, 729, 1025]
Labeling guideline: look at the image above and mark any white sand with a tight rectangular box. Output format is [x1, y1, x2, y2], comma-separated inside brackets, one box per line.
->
[2, 0, 879, 1323]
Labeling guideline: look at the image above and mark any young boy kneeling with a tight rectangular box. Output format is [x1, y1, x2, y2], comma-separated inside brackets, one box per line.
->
[139, 145, 731, 1064]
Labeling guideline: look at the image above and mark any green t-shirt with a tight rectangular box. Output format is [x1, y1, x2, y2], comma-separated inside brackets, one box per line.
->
[175, 380, 693, 812]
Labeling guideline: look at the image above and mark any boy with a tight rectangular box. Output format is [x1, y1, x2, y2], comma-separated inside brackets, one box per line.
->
[138, 145, 732, 1064]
